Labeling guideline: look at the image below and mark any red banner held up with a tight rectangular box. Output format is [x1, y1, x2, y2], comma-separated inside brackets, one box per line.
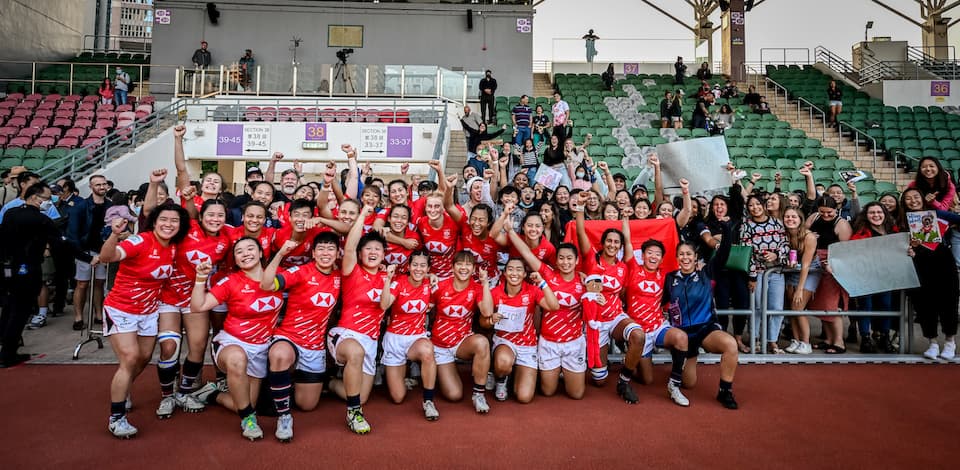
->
[562, 217, 680, 273]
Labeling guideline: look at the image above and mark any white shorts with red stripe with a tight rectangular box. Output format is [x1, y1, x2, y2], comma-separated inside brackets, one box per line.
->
[327, 327, 377, 376]
[212, 331, 269, 378]
[103, 306, 158, 337]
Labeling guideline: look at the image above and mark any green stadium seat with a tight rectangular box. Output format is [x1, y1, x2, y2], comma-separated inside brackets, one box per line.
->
[834, 160, 855, 170]
[874, 181, 898, 194]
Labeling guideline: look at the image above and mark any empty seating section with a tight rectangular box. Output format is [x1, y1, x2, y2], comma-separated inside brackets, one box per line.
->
[0, 93, 156, 171]
[547, 73, 873, 196]
[768, 65, 960, 173]
[3, 52, 150, 96]
[230, 106, 440, 123]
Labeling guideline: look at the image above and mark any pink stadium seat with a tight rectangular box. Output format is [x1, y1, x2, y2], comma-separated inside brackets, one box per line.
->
[74, 119, 93, 129]
[37, 101, 56, 110]
[54, 110, 74, 120]
[117, 111, 136, 121]
[97, 103, 114, 112]
[6, 93, 24, 101]
[33, 136, 55, 149]
[0, 127, 16, 139]
[56, 136, 79, 148]
[18, 127, 41, 138]
[6, 117, 26, 128]
[34, 109, 53, 120]
[44, 94, 62, 103]
[115, 104, 133, 113]
[12, 108, 32, 119]
[76, 110, 95, 120]
[244, 106, 260, 121]
[94, 119, 113, 130]
[64, 127, 86, 139]
[0, 135, 7, 147]
[378, 109, 396, 123]
[277, 107, 291, 121]
[140, 96, 156, 105]
[62, 94, 82, 103]
[58, 101, 77, 111]
[96, 111, 115, 121]
[52, 117, 73, 128]
[28, 118, 48, 129]
[289, 107, 306, 122]
[88, 128, 108, 139]
[78, 102, 95, 112]
[41, 127, 62, 138]
[135, 110, 150, 122]
[7, 136, 32, 148]
[81, 95, 98, 103]
[259, 107, 277, 121]
[135, 104, 152, 115]
[364, 110, 378, 123]
[81, 137, 103, 149]
[24, 93, 42, 102]
[395, 109, 410, 123]
[0, 100, 15, 108]
[0, 108, 11, 119]
[17, 100, 38, 111]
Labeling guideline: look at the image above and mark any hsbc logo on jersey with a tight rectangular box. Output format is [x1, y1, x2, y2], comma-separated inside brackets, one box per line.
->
[385, 253, 408, 265]
[602, 275, 621, 290]
[442, 305, 470, 318]
[425, 241, 450, 253]
[285, 255, 311, 265]
[638, 280, 661, 294]
[311, 292, 335, 308]
[556, 292, 578, 307]
[151, 265, 173, 279]
[401, 299, 427, 314]
[186, 250, 211, 265]
[250, 296, 281, 312]
[366, 288, 383, 302]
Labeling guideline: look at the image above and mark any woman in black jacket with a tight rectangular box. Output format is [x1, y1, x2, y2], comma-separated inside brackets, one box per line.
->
[462, 121, 506, 156]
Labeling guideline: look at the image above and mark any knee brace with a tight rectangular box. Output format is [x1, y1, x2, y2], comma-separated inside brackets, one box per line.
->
[157, 330, 182, 369]
[590, 366, 608, 381]
[623, 323, 644, 344]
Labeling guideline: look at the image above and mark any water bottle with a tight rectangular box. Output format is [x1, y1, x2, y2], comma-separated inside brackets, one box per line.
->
[788, 250, 797, 268]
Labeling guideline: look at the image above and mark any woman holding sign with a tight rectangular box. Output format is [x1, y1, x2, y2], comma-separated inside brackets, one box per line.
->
[901, 188, 960, 360]
[485, 257, 559, 403]
[850, 203, 899, 353]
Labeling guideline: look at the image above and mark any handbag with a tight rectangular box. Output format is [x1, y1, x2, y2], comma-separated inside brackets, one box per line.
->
[724, 245, 753, 273]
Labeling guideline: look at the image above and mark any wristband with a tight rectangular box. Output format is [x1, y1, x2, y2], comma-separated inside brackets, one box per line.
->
[538, 280, 547, 289]
[195, 281, 207, 286]
[195, 276, 208, 281]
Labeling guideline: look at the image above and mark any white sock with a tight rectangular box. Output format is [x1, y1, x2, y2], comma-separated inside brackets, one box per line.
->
[38, 307, 48, 316]
[945, 336, 956, 345]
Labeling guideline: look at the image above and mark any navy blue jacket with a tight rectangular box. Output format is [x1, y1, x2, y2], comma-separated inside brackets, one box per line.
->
[66, 195, 113, 263]
[663, 215, 733, 328]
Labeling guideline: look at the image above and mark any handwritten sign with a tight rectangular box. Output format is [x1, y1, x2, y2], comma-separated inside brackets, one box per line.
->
[243, 125, 270, 155]
[216, 124, 243, 156]
[360, 126, 387, 154]
[386, 126, 413, 158]
[931, 81, 950, 97]
[494, 304, 526, 333]
[305, 123, 327, 141]
[534, 163, 563, 191]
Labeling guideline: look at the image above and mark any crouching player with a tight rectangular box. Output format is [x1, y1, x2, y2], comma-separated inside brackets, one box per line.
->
[259, 233, 342, 442]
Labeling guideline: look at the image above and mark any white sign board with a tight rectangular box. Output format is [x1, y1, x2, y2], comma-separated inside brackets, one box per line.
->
[360, 126, 387, 155]
[534, 164, 564, 191]
[827, 233, 920, 297]
[656, 136, 731, 193]
[243, 125, 271, 156]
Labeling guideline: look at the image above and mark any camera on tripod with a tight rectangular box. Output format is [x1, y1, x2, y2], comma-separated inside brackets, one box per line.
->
[336, 48, 354, 63]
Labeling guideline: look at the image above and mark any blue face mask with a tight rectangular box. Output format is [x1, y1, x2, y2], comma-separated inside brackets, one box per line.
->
[51, 195, 59, 203]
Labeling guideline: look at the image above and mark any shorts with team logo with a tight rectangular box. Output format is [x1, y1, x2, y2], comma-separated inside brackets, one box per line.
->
[327, 327, 377, 376]
[433, 336, 469, 365]
[537, 336, 586, 373]
[381, 332, 430, 367]
[157, 302, 190, 315]
[641, 323, 672, 358]
[76, 251, 108, 281]
[212, 330, 270, 378]
[103, 306, 158, 337]
[271, 336, 327, 374]
[493, 336, 538, 369]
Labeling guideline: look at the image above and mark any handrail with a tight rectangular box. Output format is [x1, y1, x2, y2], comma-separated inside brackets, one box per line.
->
[758, 48, 811, 68]
[764, 75, 829, 142]
[81, 35, 152, 53]
[0, 59, 181, 99]
[858, 60, 927, 85]
[188, 97, 445, 122]
[837, 120, 880, 179]
[905, 47, 960, 80]
[908, 45, 956, 62]
[430, 105, 450, 181]
[814, 46, 857, 75]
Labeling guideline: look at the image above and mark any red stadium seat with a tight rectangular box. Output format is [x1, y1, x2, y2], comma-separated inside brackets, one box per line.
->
[28, 118, 48, 129]
[56, 136, 79, 148]
[97, 103, 115, 112]
[76, 110, 95, 120]
[6, 93, 24, 101]
[6, 117, 27, 128]
[74, 119, 93, 129]
[94, 119, 113, 130]
[24, 93, 42, 102]
[115, 104, 133, 113]
[18, 127, 41, 138]
[290, 107, 306, 122]
[244, 106, 260, 121]
[135, 104, 152, 115]
[37, 101, 56, 110]
[41, 127, 62, 138]
[16, 100, 37, 111]
[117, 111, 136, 122]
[44, 94, 62, 103]
[64, 127, 86, 139]
[259, 107, 277, 121]
[0, 127, 17, 138]
[81, 95, 98, 103]
[52, 117, 73, 128]
[0, 135, 7, 148]
[135, 110, 150, 122]
[378, 109, 396, 123]
[33, 136, 56, 149]
[277, 107, 291, 121]
[88, 128, 108, 139]
[78, 102, 95, 112]
[395, 109, 410, 123]
[7, 136, 32, 148]
[58, 101, 77, 111]
[12, 109, 32, 119]
[96, 111, 115, 121]
[62, 94, 82, 103]
[54, 109, 74, 119]
[34, 109, 53, 120]
[140, 96, 156, 105]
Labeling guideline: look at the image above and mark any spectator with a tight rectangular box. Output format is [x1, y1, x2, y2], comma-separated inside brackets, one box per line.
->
[714, 103, 736, 131]
[697, 80, 712, 99]
[691, 95, 710, 130]
[239, 49, 255, 88]
[192, 40, 212, 69]
[479, 70, 498, 125]
[711, 84, 722, 100]
[463, 123, 506, 170]
[754, 96, 771, 115]
[601, 63, 615, 91]
[742, 85, 761, 109]
[722, 80, 739, 99]
[551, 92, 570, 141]
[1, 167, 27, 206]
[669, 90, 684, 129]
[0, 183, 64, 368]
[0, 171, 60, 222]
[660, 91, 673, 128]
[673, 56, 687, 85]
[696, 62, 713, 80]
[531, 105, 550, 147]
[461, 105, 483, 150]
[65, 174, 113, 331]
[827, 80, 842, 126]
[98, 78, 115, 104]
[114, 66, 130, 105]
[511, 95, 533, 147]
[582, 29, 599, 63]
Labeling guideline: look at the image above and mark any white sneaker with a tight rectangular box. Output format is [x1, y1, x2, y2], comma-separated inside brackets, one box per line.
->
[923, 342, 941, 360]
[422, 400, 439, 421]
[472, 393, 490, 414]
[26, 314, 47, 329]
[241, 414, 264, 440]
[108, 415, 138, 439]
[346, 408, 371, 434]
[485, 372, 495, 391]
[494, 381, 508, 402]
[794, 342, 813, 355]
[941, 341, 956, 360]
[191, 381, 221, 404]
[156, 396, 176, 419]
[667, 381, 690, 407]
[784, 339, 800, 354]
[175, 392, 205, 413]
[275, 413, 293, 442]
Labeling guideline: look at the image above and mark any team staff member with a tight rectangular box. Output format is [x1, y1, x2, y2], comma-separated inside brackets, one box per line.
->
[100, 201, 189, 438]
[260, 233, 342, 442]
[190, 238, 283, 441]
[487, 258, 559, 403]
[0, 183, 65, 368]
[326, 205, 388, 435]
[379, 250, 440, 420]
[66, 173, 112, 331]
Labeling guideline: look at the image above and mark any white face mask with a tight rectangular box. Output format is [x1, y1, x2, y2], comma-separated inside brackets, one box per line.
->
[576, 171, 586, 179]
[40, 200, 53, 211]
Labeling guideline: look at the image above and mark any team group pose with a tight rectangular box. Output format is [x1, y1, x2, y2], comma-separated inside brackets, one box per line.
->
[101, 128, 748, 442]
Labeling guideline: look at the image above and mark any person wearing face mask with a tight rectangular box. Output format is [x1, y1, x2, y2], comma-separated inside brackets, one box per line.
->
[114, 67, 130, 105]
[478, 70, 497, 125]
[0, 183, 66, 368]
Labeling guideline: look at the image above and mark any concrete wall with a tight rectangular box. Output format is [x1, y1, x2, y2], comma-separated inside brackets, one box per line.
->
[82, 126, 180, 198]
[882, 79, 958, 108]
[151, 0, 533, 98]
[0, 0, 97, 78]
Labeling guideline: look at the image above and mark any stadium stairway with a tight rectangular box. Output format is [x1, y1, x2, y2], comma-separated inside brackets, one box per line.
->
[533, 73, 555, 98]
[446, 129, 467, 172]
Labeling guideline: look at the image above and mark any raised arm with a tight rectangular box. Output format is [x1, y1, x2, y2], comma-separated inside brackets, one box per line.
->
[573, 193, 591, 258]
[98, 218, 130, 264]
[172, 125, 190, 189]
[477, 270, 494, 320]
[264, 152, 282, 187]
[190, 261, 221, 312]
[260, 240, 298, 291]
[180, 186, 199, 220]
[379, 265, 398, 311]
[621, 214, 634, 263]
[505, 223, 542, 272]
[342, 205, 373, 276]
[342, 144, 359, 201]
[649, 153, 665, 208]
[530, 270, 559, 312]
[597, 161, 617, 201]
[143, 168, 166, 218]
[675, 178, 693, 228]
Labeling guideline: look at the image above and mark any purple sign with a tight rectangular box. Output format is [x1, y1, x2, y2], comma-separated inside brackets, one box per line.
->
[931, 81, 951, 97]
[386, 126, 413, 158]
[305, 123, 327, 141]
[155, 9, 171, 25]
[217, 124, 243, 156]
[624, 63, 639, 75]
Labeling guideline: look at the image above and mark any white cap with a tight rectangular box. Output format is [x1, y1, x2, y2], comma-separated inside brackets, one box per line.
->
[584, 274, 603, 283]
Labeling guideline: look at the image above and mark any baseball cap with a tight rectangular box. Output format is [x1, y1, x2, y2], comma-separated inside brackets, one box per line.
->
[613, 173, 627, 182]
[49, 183, 63, 195]
[246, 166, 263, 176]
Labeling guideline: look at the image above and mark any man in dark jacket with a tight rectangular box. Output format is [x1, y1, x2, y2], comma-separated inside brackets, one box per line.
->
[65, 175, 112, 330]
[479, 70, 498, 125]
[0, 183, 65, 367]
[191, 41, 212, 69]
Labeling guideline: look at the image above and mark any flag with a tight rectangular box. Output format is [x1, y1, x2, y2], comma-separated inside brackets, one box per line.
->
[563, 217, 680, 273]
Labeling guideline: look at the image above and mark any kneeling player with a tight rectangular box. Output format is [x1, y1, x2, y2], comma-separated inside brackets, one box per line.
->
[380, 250, 439, 420]
[432, 252, 494, 413]
[260, 233, 342, 441]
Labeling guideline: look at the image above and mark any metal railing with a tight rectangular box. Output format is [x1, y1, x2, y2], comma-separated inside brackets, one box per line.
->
[186, 97, 446, 123]
[858, 60, 928, 86]
[430, 105, 450, 180]
[81, 35, 152, 53]
[176, 63, 482, 105]
[758, 48, 812, 68]
[0, 60, 180, 98]
[906, 47, 960, 80]
[837, 120, 880, 177]
[814, 46, 857, 75]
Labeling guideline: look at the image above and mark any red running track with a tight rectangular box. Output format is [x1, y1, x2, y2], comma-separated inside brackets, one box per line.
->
[1, 364, 957, 469]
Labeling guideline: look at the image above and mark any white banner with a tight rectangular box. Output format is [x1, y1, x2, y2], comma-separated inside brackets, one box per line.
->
[828, 233, 920, 297]
[656, 135, 731, 194]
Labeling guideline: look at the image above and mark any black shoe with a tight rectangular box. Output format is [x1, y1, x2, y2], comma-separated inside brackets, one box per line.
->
[0, 353, 31, 368]
[877, 334, 895, 353]
[716, 389, 739, 410]
[616, 380, 639, 405]
[50, 306, 65, 317]
[859, 336, 875, 353]
[72, 320, 85, 331]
